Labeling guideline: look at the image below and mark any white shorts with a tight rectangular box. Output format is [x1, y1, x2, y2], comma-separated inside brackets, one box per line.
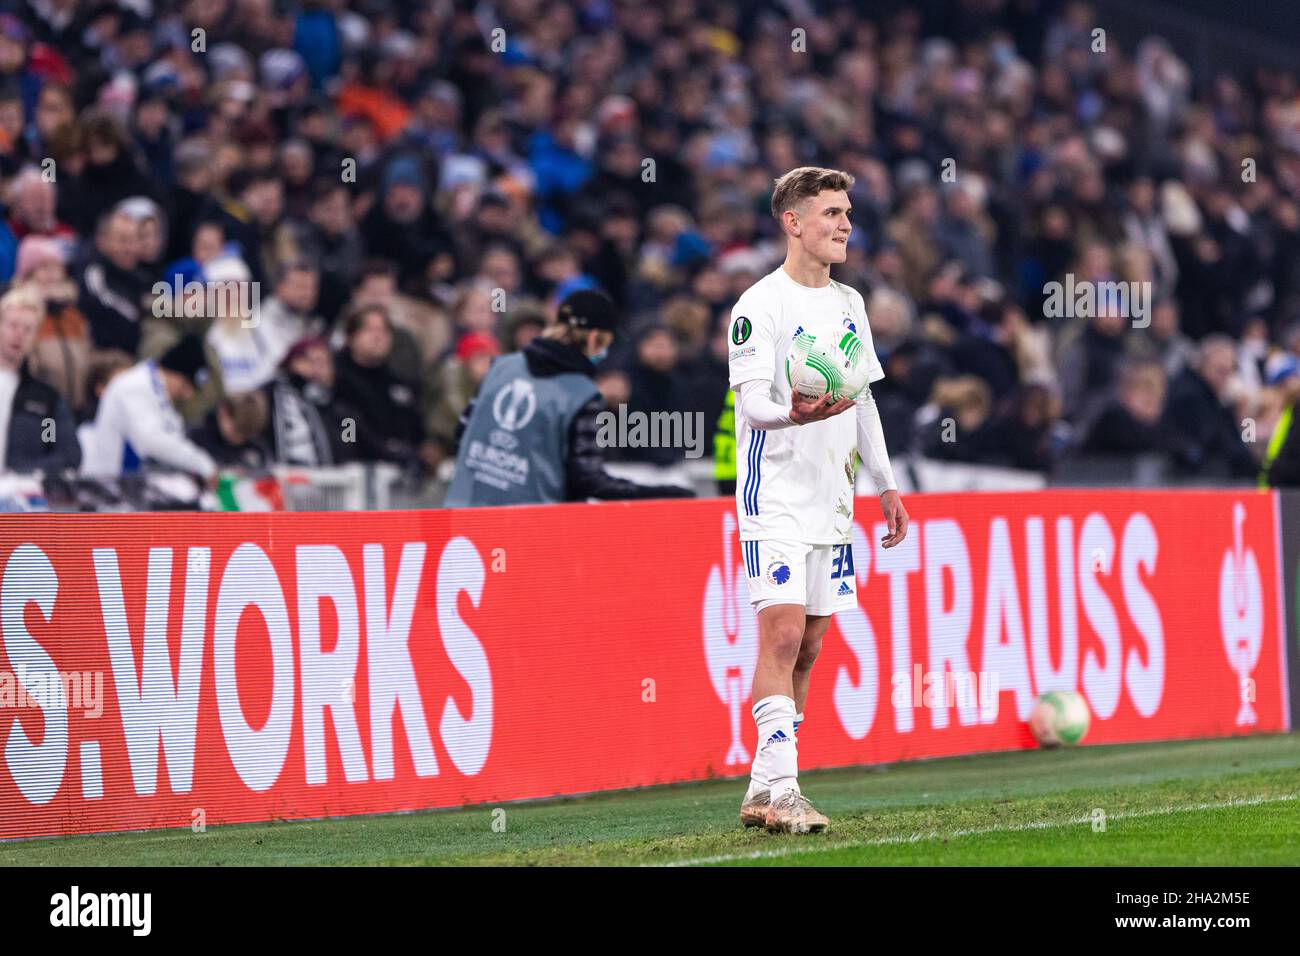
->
[740, 539, 858, 616]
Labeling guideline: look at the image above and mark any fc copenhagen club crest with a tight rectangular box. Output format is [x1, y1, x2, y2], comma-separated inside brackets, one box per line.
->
[766, 558, 792, 587]
[731, 316, 752, 345]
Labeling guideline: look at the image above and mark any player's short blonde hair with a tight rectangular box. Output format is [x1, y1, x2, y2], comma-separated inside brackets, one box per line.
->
[770, 167, 855, 220]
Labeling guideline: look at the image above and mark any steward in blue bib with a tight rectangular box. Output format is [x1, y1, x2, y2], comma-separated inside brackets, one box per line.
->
[445, 290, 694, 507]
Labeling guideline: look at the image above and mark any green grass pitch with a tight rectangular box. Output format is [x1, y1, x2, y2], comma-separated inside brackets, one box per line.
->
[3, 734, 1298, 866]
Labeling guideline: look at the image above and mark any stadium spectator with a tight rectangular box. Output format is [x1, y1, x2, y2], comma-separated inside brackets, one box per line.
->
[1080, 360, 1172, 456]
[987, 384, 1062, 472]
[81, 335, 216, 482]
[345, 259, 450, 381]
[77, 208, 150, 353]
[265, 336, 356, 467]
[887, 185, 944, 302]
[164, 139, 221, 265]
[504, 302, 547, 352]
[189, 391, 272, 472]
[115, 196, 168, 278]
[1162, 336, 1257, 478]
[293, 179, 363, 325]
[949, 301, 1025, 400]
[678, 309, 731, 440]
[1128, 299, 1196, 380]
[29, 83, 75, 162]
[1058, 308, 1130, 426]
[58, 109, 155, 236]
[0, 285, 79, 474]
[204, 254, 284, 394]
[159, 219, 229, 293]
[332, 304, 425, 467]
[6, 166, 74, 248]
[0, 82, 30, 178]
[938, 179, 996, 281]
[259, 259, 326, 350]
[620, 324, 691, 467]
[916, 375, 996, 464]
[424, 330, 501, 465]
[217, 168, 283, 285]
[360, 154, 452, 290]
[14, 235, 89, 413]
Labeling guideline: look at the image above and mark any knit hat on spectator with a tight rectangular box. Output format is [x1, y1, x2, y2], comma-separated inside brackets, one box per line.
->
[456, 331, 501, 363]
[282, 336, 328, 369]
[382, 155, 426, 194]
[159, 336, 209, 388]
[14, 236, 64, 280]
[557, 290, 619, 334]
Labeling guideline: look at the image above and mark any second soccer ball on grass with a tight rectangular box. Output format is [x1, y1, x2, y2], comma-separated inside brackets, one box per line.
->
[1029, 690, 1091, 747]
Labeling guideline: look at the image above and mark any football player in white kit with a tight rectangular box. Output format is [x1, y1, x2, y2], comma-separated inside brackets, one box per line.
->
[729, 167, 909, 833]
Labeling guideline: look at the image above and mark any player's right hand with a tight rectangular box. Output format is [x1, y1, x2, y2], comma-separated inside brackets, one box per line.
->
[790, 393, 855, 425]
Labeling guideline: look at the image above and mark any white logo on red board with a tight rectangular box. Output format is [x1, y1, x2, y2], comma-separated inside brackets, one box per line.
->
[1219, 502, 1263, 727]
[702, 512, 758, 766]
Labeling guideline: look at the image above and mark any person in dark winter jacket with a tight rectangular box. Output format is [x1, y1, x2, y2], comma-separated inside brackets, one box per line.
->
[1162, 336, 1257, 478]
[77, 208, 151, 353]
[0, 286, 81, 474]
[57, 109, 157, 236]
[621, 324, 691, 466]
[359, 154, 453, 290]
[332, 305, 425, 466]
[1081, 359, 1175, 456]
[445, 289, 695, 506]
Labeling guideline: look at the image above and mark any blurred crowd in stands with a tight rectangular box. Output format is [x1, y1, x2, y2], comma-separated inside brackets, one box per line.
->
[0, 0, 1299, 493]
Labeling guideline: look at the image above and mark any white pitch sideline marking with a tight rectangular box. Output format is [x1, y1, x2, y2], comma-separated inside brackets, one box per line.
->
[648, 792, 1299, 867]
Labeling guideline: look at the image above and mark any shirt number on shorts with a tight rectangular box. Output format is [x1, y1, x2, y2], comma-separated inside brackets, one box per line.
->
[831, 544, 854, 579]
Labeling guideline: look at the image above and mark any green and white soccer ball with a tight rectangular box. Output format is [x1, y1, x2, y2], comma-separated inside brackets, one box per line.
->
[1029, 690, 1091, 747]
[786, 329, 870, 402]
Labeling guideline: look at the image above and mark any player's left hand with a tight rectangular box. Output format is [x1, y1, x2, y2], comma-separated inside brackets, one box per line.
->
[880, 490, 909, 549]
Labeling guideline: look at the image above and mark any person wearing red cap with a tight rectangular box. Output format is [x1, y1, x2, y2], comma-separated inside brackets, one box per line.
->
[444, 289, 694, 506]
[424, 330, 501, 463]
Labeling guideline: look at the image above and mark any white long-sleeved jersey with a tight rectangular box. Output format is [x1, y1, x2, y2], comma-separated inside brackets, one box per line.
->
[727, 266, 895, 544]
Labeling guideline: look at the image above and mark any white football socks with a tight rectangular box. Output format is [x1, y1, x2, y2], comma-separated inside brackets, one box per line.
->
[749, 694, 799, 801]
